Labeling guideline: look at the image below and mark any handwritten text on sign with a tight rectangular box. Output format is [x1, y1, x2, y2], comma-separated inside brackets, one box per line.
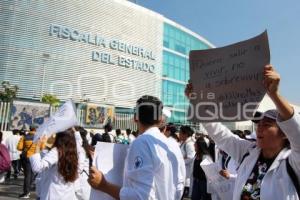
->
[188, 31, 270, 122]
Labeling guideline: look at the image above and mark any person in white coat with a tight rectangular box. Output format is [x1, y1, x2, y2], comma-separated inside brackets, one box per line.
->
[88, 95, 184, 200]
[5, 129, 21, 180]
[185, 65, 300, 200]
[160, 108, 186, 199]
[179, 125, 196, 198]
[30, 129, 79, 200]
[190, 137, 213, 200]
[74, 128, 92, 200]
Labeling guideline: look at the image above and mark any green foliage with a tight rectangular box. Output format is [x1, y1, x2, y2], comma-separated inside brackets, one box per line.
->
[0, 81, 19, 102]
[41, 94, 60, 107]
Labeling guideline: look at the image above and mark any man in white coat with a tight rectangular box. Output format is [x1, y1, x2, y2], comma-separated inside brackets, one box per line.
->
[179, 125, 196, 198]
[88, 95, 184, 200]
[5, 129, 21, 180]
[160, 108, 186, 199]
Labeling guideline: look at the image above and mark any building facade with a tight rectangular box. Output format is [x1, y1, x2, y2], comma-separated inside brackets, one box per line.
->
[0, 0, 213, 125]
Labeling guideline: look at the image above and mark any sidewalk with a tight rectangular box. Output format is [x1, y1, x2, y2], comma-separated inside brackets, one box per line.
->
[0, 176, 36, 200]
[1, 176, 190, 200]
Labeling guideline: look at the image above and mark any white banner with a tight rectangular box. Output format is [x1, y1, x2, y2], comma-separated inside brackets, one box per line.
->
[90, 142, 129, 200]
[34, 100, 78, 142]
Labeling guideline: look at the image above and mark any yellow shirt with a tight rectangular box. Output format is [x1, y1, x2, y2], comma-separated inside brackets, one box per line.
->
[17, 131, 37, 158]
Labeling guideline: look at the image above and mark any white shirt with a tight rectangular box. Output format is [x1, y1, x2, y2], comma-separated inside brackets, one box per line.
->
[167, 137, 186, 199]
[120, 127, 181, 200]
[128, 134, 136, 143]
[74, 132, 91, 200]
[180, 137, 196, 187]
[203, 111, 300, 200]
[5, 134, 21, 161]
[30, 148, 77, 200]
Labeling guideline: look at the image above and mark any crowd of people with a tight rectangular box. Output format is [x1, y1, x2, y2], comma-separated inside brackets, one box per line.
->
[0, 65, 299, 200]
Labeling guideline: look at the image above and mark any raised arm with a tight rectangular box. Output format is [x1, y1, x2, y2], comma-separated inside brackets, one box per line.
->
[185, 82, 254, 163]
[264, 65, 300, 184]
[263, 65, 293, 120]
[30, 147, 58, 173]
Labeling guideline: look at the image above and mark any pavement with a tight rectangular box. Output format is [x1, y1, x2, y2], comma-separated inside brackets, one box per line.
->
[0, 175, 36, 200]
[0, 176, 190, 200]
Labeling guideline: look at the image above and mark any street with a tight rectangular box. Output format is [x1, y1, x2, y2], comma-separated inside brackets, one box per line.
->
[0, 176, 36, 200]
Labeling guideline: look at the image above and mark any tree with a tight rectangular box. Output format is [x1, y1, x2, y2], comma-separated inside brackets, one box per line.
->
[41, 94, 60, 107]
[0, 81, 19, 102]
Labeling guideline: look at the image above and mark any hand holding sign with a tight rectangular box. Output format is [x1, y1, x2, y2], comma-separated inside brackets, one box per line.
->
[34, 100, 78, 142]
[188, 31, 270, 122]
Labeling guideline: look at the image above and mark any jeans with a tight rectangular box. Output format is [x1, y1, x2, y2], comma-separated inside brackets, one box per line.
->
[6, 160, 20, 179]
[22, 157, 34, 194]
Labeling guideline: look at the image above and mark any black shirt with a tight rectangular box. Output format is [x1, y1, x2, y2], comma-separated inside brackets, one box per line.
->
[193, 156, 207, 181]
[241, 153, 275, 200]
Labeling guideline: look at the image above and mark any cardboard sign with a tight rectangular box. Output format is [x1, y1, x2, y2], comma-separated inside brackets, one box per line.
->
[189, 31, 270, 122]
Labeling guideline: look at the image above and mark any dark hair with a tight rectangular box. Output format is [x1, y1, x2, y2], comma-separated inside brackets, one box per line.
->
[195, 137, 210, 156]
[104, 123, 112, 132]
[166, 123, 179, 141]
[0, 131, 2, 143]
[278, 129, 291, 148]
[131, 131, 138, 137]
[29, 125, 37, 132]
[19, 129, 26, 136]
[79, 128, 93, 166]
[135, 95, 163, 126]
[232, 130, 245, 139]
[166, 123, 177, 134]
[126, 129, 131, 135]
[53, 129, 78, 182]
[116, 129, 121, 136]
[12, 129, 19, 135]
[180, 125, 194, 137]
[102, 133, 112, 143]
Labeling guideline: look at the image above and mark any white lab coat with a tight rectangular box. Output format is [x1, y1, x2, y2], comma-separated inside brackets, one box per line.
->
[203, 111, 300, 200]
[74, 132, 91, 200]
[128, 134, 136, 143]
[167, 137, 186, 199]
[180, 137, 195, 187]
[30, 148, 77, 200]
[120, 127, 182, 200]
[5, 134, 21, 161]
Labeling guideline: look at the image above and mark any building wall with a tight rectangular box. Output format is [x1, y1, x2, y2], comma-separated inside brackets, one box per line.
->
[162, 21, 214, 123]
[0, 0, 163, 108]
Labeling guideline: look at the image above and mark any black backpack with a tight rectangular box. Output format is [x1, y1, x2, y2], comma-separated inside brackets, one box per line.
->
[102, 133, 112, 143]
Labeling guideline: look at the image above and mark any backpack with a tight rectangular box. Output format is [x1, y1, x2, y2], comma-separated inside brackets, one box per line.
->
[286, 157, 300, 197]
[102, 133, 112, 143]
[0, 144, 11, 172]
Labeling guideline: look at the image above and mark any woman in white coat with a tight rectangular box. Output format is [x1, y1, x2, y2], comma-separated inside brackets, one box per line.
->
[185, 65, 300, 200]
[30, 129, 79, 200]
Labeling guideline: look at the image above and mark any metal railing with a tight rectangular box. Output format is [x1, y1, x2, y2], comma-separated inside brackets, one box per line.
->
[0, 102, 11, 131]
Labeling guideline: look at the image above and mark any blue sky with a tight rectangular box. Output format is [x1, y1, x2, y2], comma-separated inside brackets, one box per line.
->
[138, 0, 300, 105]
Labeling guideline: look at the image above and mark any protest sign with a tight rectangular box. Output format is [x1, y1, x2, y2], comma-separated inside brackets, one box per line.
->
[90, 142, 129, 200]
[34, 100, 78, 142]
[189, 31, 270, 122]
[200, 158, 235, 200]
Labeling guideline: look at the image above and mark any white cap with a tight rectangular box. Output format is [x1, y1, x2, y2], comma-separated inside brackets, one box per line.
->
[263, 109, 278, 120]
[162, 108, 171, 118]
[245, 131, 257, 140]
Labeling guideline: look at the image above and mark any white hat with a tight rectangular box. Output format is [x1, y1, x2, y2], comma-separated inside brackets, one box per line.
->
[162, 108, 171, 118]
[245, 131, 257, 140]
[263, 109, 278, 120]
